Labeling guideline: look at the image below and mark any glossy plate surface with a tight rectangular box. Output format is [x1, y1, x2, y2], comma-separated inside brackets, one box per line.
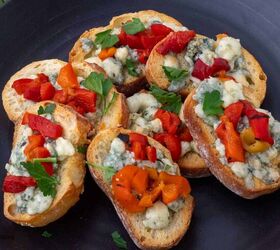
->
[0, 0, 280, 249]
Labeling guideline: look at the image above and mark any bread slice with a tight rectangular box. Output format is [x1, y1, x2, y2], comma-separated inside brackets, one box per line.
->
[183, 91, 280, 199]
[4, 101, 91, 227]
[87, 128, 194, 249]
[69, 10, 183, 96]
[146, 33, 267, 107]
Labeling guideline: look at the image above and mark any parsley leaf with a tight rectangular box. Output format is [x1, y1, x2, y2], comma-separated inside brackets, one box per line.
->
[77, 145, 87, 154]
[94, 29, 119, 49]
[111, 231, 128, 249]
[87, 162, 116, 182]
[42, 231, 52, 238]
[21, 161, 59, 198]
[162, 66, 188, 81]
[150, 84, 182, 114]
[202, 90, 224, 116]
[37, 103, 56, 115]
[104, 92, 118, 115]
[123, 18, 145, 35]
[125, 59, 139, 77]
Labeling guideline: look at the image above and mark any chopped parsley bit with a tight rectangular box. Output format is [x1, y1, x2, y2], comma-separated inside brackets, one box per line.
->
[42, 230, 52, 238]
[21, 161, 59, 198]
[94, 29, 119, 49]
[104, 92, 119, 115]
[202, 90, 224, 116]
[87, 161, 116, 182]
[125, 59, 139, 77]
[111, 231, 128, 249]
[77, 145, 87, 154]
[150, 84, 182, 114]
[162, 66, 188, 82]
[37, 103, 56, 115]
[123, 18, 145, 35]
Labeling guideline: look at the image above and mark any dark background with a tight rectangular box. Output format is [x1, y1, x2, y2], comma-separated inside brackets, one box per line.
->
[0, 0, 280, 249]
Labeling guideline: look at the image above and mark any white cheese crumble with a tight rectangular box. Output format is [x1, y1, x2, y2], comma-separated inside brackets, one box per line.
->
[127, 93, 160, 113]
[55, 137, 75, 161]
[222, 80, 244, 108]
[114, 47, 129, 64]
[198, 49, 216, 66]
[164, 54, 179, 68]
[143, 201, 170, 229]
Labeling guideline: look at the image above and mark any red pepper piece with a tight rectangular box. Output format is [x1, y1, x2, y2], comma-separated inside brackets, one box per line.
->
[23, 86, 41, 102]
[131, 141, 146, 160]
[224, 101, 244, 129]
[179, 126, 193, 142]
[28, 146, 51, 159]
[137, 49, 150, 64]
[40, 82, 56, 100]
[129, 133, 148, 146]
[163, 134, 181, 161]
[140, 32, 165, 50]
[37, 73, 49, 83]
[3, 176, 36, 193]
[154, 109, 180, 134]
[67, 100, 86, 114]
[12, 78, 34, 94]
[153, 133, 167, 145]
[150, 23, 173, 36]
[22, 113, 63, 139]
[118, 29, 144, 49]
[71, 89, 97, 113]
[192, 58, 230, 80]
[146, 146, 157, 162]
[53, 89, 68, 104]
[24, 134, 45, 157]
[156, 30, 196, 55]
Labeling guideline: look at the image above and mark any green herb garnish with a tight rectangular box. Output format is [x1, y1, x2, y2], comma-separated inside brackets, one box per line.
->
[87, 162, 116, 182]
[162, 66, 188, 82]
[77, 145, 87, 154]
[37, 103, 56, 115]
[81, 72, 114, 114]
[125, 59, 139, 77]
[150, 84, 182, 114]
[21, 161, 59, 198]
[94, 29, 119, 49]
[104, 92, 118, 115]
[202, 90, 224, 116]
[42, 231, 52, 238]
[111, 231, 128, 249]
[123, 18, 145, 35]
[32, 157, 57, 163]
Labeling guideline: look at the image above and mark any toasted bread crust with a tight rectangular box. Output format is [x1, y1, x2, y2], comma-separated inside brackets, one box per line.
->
[146, 34, 267, 107]
[69, 10, 183, 96]
[4, 102, 91, 227]
[183, 91, 280, 199]
[87, 128, 194, 249]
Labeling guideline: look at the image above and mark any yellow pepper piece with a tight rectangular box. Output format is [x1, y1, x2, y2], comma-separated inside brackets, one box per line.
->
[98, 47, 117, 60]
[240, 127, 270, 153]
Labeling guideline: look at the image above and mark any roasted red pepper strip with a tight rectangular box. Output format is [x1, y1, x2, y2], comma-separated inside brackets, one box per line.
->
[156, 30, 196, 55]
[24, 134, 45, 158]
[23, 86, 41, 102]
[216, 116, 245, 162]
[12, 78, 34, 94]
[224, 101, 244, 129]
[129, 133, 148, 146]
[192, 58, 230, 80]
[136, 49, 150, 64]
[40, 82, 56, 100]
[3, 176, 36, 193]
[22, 113, 63, 139]
[146, 146, 157, 162]
[179, 126, 193, 142]
[131, 141, 146, 160]
[150, 23, 173, 36]
[53, 89, 68, 104]
[70, 89, 97, 113]
[154, 109, 180, 134]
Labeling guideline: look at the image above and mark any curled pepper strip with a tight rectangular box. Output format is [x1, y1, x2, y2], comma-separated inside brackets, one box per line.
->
[240, 127, 270, 153]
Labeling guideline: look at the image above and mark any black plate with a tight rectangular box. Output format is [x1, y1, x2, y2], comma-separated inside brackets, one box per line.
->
[1, 0, 280, 249]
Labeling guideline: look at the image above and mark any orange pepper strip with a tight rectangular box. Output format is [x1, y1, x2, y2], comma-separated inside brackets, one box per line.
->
[98, 47, 117, 60]
[216, 115, 245, 162]
[24, 134, 45, 158]
[57, 63, 79, 89]
[145, 167, 159, 180]
[139, 182, 164, 208]
[131, 168, 148, 195]
[162, 183, 181, 204]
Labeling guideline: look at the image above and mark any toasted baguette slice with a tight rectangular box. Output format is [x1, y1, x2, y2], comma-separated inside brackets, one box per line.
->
[146, 33, 267, 107]
[4, 101, 91, 227]
[183, 91, 280, 199]
[69, 10, 183, 96]
[2, 60, 128, 134]
[87, 128, 194, 249]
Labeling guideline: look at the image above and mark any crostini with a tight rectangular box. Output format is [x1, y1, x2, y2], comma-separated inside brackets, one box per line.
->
[69, 10, 187, 96]
[146, 32, 267, 107]
[126, 86, 209, 177]
[87, 128, 194, 249]
[2, 59, 128, 134]
[3, 101, 91, 226]
[183, 77, 280, 198]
